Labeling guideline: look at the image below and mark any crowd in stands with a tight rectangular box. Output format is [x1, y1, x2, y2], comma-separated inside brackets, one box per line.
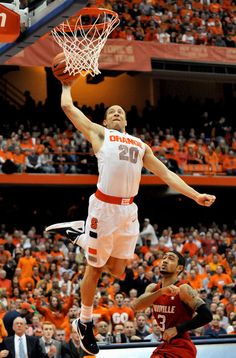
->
[88, 0, 236, 47]
[0, 219, 236, 355]
[0, 91, 236, 176]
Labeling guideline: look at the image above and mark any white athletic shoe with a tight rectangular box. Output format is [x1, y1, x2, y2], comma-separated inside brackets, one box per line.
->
[45, 220, 85, 246]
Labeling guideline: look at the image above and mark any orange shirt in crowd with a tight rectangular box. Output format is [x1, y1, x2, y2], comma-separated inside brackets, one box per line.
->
[181, 242, 199, 257]
[17, 256, 37, 278]
[208, 273, 233, 293]
[108, 306, 134, 328]
[223, 155, 236, 171]
[19, 277, 35, 291]
[35, 295, 74, 340]
[93, 306, 111, 326]
[12, 152, 25, 166]
[34, 251, 48, 263]
[51, 251, 64, 261]
[204, 150, 219, 172]
[187, 275, 203, 290]
[0, 318, 8, 343]
[209, 2, 221, 13]
[0, 278, 12, 295]
[0, 251, 11, 267]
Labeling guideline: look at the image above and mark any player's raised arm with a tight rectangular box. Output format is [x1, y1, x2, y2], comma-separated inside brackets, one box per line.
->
[143, 145, 216, 206]
[61, 84, 104, 148]
[175, 284, 212, 334]
[132, 283, 180, 311]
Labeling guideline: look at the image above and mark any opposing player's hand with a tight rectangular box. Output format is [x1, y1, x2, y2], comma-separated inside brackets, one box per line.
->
[162, 327, 178, 342]
[161, 284, 180, 296]
[195, 193, 216, 207]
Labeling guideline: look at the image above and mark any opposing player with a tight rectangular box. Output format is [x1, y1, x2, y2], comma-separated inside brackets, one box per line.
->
[46, 82, 216, 355]
[132, 251, 213, 357]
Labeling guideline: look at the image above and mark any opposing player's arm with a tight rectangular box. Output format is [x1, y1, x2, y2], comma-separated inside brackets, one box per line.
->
[175, 284, 213, 334]
[143, 145, 216, 207]
[132, 283, 179, 311]
[179, 284, 205, 311]
[61, 85, 104, 147]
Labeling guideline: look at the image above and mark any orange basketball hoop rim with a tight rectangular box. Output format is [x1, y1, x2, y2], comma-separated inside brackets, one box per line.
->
[55, 7, 120, 32]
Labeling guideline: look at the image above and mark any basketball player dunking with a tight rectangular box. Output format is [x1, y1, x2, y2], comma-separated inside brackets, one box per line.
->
[133, 251, 213, 358]
[46, 83, 216, 356]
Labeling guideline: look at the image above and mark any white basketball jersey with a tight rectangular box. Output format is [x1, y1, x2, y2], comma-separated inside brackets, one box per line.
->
[95, 128, 146, 197]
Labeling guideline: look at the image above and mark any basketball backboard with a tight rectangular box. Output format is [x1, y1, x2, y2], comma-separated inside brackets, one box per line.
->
[0, 0, 87, 64]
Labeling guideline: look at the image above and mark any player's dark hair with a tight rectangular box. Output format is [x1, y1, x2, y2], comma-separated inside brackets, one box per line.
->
[104, 105, 126, 120]
[171, 250, 186, 267]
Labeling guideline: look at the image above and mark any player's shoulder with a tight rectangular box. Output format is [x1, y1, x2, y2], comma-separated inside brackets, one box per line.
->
[179, 282, 198, 299]
[177, 279, 191, 288]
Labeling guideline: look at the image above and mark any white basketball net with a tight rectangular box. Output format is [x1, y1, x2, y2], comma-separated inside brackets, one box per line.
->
[51, 8, 120, 77]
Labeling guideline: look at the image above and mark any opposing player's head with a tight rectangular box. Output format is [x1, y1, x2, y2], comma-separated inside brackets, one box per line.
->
[103, 105, 127, 133]
[159, 250, 185, 276]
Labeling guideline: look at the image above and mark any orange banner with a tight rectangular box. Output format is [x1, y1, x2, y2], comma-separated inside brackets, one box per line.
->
[4, 38, 236, 69]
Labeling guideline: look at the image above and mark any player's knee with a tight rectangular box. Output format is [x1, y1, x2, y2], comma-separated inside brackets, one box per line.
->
[85, 265, 103, 279]
[109, 266, 125, 278]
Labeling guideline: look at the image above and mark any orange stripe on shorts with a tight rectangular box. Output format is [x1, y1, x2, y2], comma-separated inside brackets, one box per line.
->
[88, 247, 97, 255]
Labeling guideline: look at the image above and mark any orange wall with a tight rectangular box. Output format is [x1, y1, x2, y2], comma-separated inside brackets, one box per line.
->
[3, 67, 153, 113]
[3, 67, 225, 112]
[4, 67, 47, 102]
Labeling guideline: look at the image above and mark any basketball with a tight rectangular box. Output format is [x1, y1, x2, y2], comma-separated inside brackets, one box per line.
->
[52, 52, 79, 84]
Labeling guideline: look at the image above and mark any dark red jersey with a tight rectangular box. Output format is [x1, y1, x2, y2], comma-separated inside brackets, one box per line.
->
[151, 281, 197, 358]
[152, 281, 194, 339]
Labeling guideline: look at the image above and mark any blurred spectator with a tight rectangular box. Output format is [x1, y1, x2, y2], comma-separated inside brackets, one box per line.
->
[0, 319, 7, 344]
[112, 323, 126, 343]
[35, 293, 74, 335]
[95, 321, 110, 343]
[108, 293, 134, 329]
[0, 270, 12, 296]
[208, 265, 233, 294]
[61, 327, 83, 358]
[92, 293, 111, 326]
[123, 321, 141, 342]
[25, 150, 42, 173]
[223, 150, 236, 175]
[54, 328, 66, 342]
[139, 218, 158, 246]
[135, 312, 150, 339]
[144, 318, 161, 342]
[1, 316, 46, 357]
[228, 316, 236, 335]
[133, 265, 152, 296]
[39, 321, 60, 357]
[204, 314, 227, 337]
[40, 148, 56, 174]
[17, 248, 37, 279]
[3, 302, 34, 336]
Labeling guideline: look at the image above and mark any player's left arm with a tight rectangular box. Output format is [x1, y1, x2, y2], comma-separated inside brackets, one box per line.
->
[162, 284, 213, 342]
[143, 145, 216, 206]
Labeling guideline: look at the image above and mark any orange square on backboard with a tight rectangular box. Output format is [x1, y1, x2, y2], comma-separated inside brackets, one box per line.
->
[0, 4, 20, 42]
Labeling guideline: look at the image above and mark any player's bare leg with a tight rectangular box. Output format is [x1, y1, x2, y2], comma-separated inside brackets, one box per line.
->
[73, 265, 102, 356]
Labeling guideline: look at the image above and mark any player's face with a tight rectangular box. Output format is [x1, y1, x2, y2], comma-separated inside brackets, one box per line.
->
[103, 105, 127, 132]
[159, 252, 179, 275]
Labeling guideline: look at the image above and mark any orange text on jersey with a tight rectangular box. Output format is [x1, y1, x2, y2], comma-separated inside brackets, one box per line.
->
[110, 135, 142, 148]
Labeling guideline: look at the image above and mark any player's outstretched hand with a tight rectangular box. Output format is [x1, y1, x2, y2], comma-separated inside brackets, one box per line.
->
[195, 194, 216, 207]
[161, 284, 180, 296]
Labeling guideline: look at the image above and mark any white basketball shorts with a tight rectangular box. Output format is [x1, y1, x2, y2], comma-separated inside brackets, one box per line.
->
[83, 194, 140, 267]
